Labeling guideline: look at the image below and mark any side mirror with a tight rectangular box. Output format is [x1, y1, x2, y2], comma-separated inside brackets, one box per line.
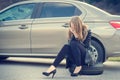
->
[0, 20, 3, 27]
[0, 20, 2, 27]
[2, 17, 11, 21]
[0, 17, 13, 22]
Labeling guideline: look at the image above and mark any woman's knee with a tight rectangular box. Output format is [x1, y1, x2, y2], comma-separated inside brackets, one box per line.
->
[61, 44, 70, 51]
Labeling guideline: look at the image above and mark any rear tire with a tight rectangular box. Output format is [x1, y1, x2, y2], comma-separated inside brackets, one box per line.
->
[91, 40, 104, 63]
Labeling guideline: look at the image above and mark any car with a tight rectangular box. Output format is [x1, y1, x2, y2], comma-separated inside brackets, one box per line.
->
[0, 0, 120, 63]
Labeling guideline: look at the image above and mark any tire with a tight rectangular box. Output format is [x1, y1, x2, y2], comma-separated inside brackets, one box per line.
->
[69, 63, 104, 75]
[0, 56, 8, 61]
[91, 40, 104, 63]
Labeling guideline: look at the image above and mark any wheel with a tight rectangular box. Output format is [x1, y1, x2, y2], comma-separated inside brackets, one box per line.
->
[91, 40, 104, 63]
[69, 63, 104, 75]
[0, 56, 8, 61]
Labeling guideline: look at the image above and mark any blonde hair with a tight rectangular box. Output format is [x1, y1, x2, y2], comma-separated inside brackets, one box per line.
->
[68, 16, 88, 41]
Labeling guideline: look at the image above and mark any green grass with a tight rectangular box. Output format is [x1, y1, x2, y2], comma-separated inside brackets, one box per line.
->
[108, 57, 120, 62]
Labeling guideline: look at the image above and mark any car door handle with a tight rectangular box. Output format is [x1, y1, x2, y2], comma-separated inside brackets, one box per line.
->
[19, 25, 28, 29]
[62, 23, 69, 28]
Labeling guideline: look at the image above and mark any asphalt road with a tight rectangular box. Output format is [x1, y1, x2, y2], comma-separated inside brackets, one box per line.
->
[0, 57, 120, 80]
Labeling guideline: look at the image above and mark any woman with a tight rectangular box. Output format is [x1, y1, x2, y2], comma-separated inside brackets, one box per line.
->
[42, 16, 88, 78]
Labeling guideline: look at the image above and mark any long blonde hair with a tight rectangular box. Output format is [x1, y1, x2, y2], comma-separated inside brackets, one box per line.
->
[68, 16, 88, 41]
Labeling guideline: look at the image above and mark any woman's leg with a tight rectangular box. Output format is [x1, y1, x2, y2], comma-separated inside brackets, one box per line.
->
[70, 41, 86, 73]
[46, 44, 71, 72]
[53, 44, 71, 67]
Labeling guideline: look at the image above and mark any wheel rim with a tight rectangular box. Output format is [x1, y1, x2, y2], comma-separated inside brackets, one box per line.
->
[90, 45, 98, 62]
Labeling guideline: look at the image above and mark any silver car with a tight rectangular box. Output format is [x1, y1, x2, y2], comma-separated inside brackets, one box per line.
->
[0, 0, 120, 63]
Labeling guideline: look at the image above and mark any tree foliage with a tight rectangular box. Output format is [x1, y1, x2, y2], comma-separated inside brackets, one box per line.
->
[80, 0, 120, 4]
[79, 0, 120, 15]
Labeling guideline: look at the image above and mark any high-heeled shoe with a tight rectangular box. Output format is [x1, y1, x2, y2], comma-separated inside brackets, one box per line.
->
[71, 73, 79, 77]
[71, 67, 81, 77]
[42, 69, 56, 78]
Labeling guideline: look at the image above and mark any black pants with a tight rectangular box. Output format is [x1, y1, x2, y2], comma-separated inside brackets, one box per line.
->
[53, 41, 86, 67]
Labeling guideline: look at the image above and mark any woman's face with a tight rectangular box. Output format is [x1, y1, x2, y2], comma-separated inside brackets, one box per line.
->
[70, 22, 75, 31]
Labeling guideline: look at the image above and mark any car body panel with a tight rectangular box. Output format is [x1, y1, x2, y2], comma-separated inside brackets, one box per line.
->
[31, 18, 69, 54]
[0, 19, 32, 53]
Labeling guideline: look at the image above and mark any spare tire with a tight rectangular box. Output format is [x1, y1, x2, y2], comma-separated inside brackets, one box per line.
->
[69, 63, 104, 75]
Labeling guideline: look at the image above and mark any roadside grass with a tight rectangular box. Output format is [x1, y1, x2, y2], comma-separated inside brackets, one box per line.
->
[108, 57, 120, 62]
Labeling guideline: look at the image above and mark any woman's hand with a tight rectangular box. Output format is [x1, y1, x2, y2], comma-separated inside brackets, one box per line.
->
[69, 27, 79, 39]
[69, 27, 75, 34]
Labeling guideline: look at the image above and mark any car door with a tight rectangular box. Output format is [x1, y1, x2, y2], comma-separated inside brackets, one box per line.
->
[0, 3, 35, 53]
[31, 2, 85, 55]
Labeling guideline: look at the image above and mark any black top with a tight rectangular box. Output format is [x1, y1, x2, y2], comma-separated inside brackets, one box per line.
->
[68, 30, 91, 48]
[68, 35, 80, 44]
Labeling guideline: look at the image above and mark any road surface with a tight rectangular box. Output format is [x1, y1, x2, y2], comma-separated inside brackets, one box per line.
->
[0, 57, 120, 80]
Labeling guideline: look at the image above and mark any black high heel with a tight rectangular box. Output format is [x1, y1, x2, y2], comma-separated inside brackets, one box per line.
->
[71, 67, 81, 77]
[71, 73, 79, 77]
[42, 69, 56, 78]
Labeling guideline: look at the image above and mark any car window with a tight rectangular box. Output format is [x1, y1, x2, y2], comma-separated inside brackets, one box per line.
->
[0, 3, 35, 21]
[40, 2, 82, 18]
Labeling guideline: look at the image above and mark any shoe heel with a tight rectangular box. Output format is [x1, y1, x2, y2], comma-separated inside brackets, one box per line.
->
[71, 73, 78, 77]
[52, 70, 56, 78]
[52, 72, 55, 78]
[42, 69, 56, 78]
